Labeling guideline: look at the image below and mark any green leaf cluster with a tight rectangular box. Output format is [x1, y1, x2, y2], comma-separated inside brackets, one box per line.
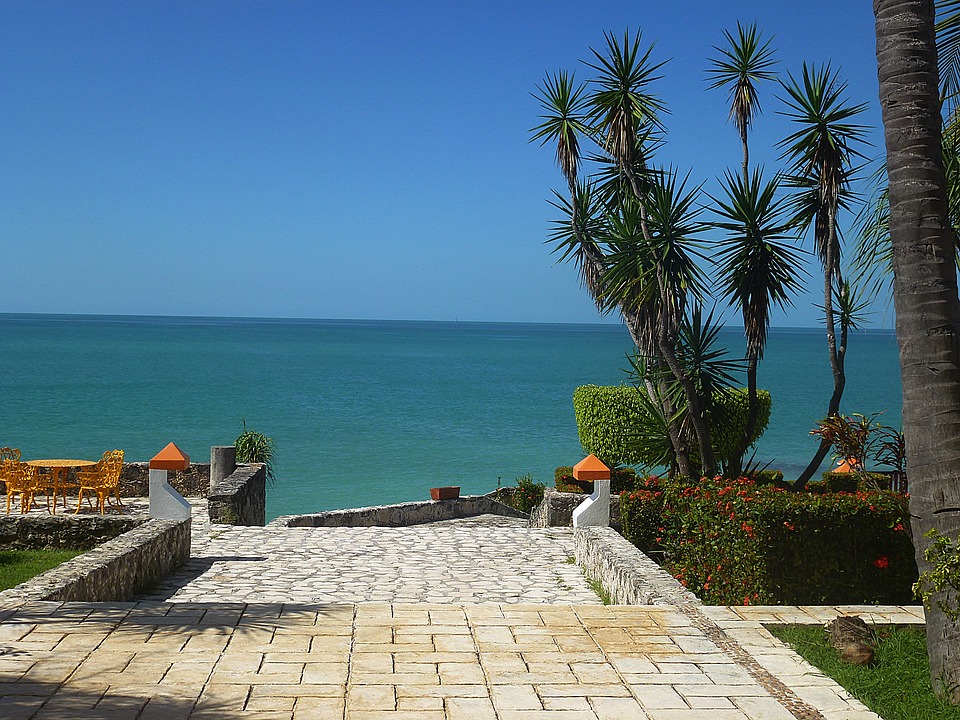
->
[621, 476, 916, 605]
[914, 528, 960, 622]
[235, 422, 277, 484]
[572, 384, 770, 470]
[493, 473, 546, 515]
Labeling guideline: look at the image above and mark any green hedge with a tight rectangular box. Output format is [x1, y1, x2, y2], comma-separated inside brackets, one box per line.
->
[573, 385, 771, 468]
[554, 465, 640, 494]
[620, 476, 916, 605]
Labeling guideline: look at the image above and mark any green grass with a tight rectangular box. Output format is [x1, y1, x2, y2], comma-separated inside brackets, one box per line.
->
[771, 624, 960, 720]
[0, 549, 81, 591]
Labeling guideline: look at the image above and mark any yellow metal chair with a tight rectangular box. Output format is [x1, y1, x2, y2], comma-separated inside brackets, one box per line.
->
[0, 448, 20, 505]
[4, 461, 42, 514]
[0, 447, 21, 461]
[75, 450, 124, 514]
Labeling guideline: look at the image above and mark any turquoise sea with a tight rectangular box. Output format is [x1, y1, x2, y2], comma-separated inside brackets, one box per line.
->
[0, 314, 902, 520]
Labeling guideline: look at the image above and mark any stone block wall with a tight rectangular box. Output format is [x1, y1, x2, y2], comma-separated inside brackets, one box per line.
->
[208, 464, 266, 526]
[0, 519, 191, 604]
[529, 488, 621, 530]
[0, 515, 145, 550]
[574, 526, 700, 606]
[120, 462, 210, 497]
[276, 494, 527, 528]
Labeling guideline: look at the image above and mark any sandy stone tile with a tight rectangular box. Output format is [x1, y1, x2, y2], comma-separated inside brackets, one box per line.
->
[346, 684, 396, 710]
[438, 661, 486, 684]
[397, 695, 444, 710]
[490, 684, 542, 710]
[302, 662, 349, 684]
[630, 684, 689, 709]
[590, 695, 648, 719]
[446, 695, 498, 719]
[291, 696, 344, 719]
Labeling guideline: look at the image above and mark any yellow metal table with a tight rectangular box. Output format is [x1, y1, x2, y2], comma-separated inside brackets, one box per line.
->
[26, 459, 96, 515]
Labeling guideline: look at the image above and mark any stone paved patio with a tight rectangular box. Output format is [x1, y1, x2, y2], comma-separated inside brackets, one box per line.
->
[0, 497, 926, 719]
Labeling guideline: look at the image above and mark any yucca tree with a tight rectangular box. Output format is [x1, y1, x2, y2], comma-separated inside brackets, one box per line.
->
[875, 0, 960, 699]
[711, 169, 806, 475]
[707, 22, 778, 183]
[778, 63, 869, 486]
[586, 33, 719, 475]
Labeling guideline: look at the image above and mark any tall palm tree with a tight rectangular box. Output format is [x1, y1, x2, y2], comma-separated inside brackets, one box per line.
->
[587, 32, 718, 475]
[711, 169, 806, 474]
[778, 63, 869, 486]
[875, 0, 960, 700]
[707, 22, 778, 183]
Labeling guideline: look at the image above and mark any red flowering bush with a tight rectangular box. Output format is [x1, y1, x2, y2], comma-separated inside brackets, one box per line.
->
[620, 475, 916, 605]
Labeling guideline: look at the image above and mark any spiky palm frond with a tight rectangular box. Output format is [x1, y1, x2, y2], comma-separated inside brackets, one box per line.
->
[585, 29, 668, 172]
[589, 129, 663, 209]
[711, 169, 807, 360]
[547, 182, 608, 306]
[530, 71, 590, 188]
[780, 166, 860, 270]
[599, 197, 659, 317]
[643, 170, 710, 327]
[815, 279, 872, 330]
[937, 0, 960, 112]
[676, 306, 744, 402]
[707, 21, 778, 136]
[777, 63, 869, 216]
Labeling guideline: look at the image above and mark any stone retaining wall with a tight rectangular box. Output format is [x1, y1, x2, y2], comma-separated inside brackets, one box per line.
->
[120, 462, 210, 497]
[0, 519, 191, 604]
[275, 494, 527, 528]
[574, 526, 700, 606]
[529, 488, 621, 530]
[0, 515, 145, 550]
[208, 464, 266, 526]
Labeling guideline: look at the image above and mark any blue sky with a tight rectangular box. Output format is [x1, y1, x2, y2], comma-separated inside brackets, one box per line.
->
[0, 1, 888, 327]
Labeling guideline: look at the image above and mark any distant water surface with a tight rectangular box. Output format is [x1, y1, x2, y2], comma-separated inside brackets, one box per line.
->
[0, 314, 901, 520]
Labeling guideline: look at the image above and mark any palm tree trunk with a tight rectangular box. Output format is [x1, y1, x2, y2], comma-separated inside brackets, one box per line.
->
[565, 180, 694, 474]
[796, 210, 846, 486]
[875, 0, 960, 700]
[622, 164, 717, 476]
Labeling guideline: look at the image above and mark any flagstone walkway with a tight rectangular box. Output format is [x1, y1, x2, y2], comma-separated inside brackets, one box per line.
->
[0, 500, 926, 719]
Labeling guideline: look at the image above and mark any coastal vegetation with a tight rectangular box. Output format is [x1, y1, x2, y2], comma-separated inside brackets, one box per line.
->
[493, 473, 546, 515]
[531, 22, 867, 481]
[573, 383, 770, 471]
[619, 474, 915, 606]
[235, 422, 277, 484]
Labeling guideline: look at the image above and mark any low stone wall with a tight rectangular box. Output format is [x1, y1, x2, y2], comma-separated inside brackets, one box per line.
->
[0, 515, 145, 550]
[0, 519, 191, 604]
[529, 488, 621, 530]
[574, 526, 700, 606]
[120, 462, 210, 497]
[275, 494, 527, 528]
[208, 464, 266, 526]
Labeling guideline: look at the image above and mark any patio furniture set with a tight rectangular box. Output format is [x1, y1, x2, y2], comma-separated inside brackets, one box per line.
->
[0, 447, 124, 515]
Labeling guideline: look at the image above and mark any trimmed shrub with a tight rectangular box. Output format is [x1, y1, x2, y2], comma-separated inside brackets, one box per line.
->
[494, 474, 545, 514]
[553, 465, 640, 494]
[620, 476, 916, 605]
[746, 469, 787, 488]
[619, 476, 665, 551]
[573, 385, 771, 468]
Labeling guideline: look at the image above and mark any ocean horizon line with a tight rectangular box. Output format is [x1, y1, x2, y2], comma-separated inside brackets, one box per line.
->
[0, 311, 897, 335]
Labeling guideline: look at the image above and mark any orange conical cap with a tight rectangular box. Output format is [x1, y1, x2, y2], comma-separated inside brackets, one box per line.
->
[150, 442, 191, 471]
[573, 454, 610, 481]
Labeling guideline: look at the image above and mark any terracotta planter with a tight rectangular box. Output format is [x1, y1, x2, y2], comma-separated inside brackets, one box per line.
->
[430, 486, 460, 501]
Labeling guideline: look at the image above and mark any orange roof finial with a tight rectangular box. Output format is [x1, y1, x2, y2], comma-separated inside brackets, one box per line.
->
[573, 454, 610, 481]
[150, 442, 191, 471]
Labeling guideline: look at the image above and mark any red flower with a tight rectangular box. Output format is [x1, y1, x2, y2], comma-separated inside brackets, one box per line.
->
[873, 556, 890, 569]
